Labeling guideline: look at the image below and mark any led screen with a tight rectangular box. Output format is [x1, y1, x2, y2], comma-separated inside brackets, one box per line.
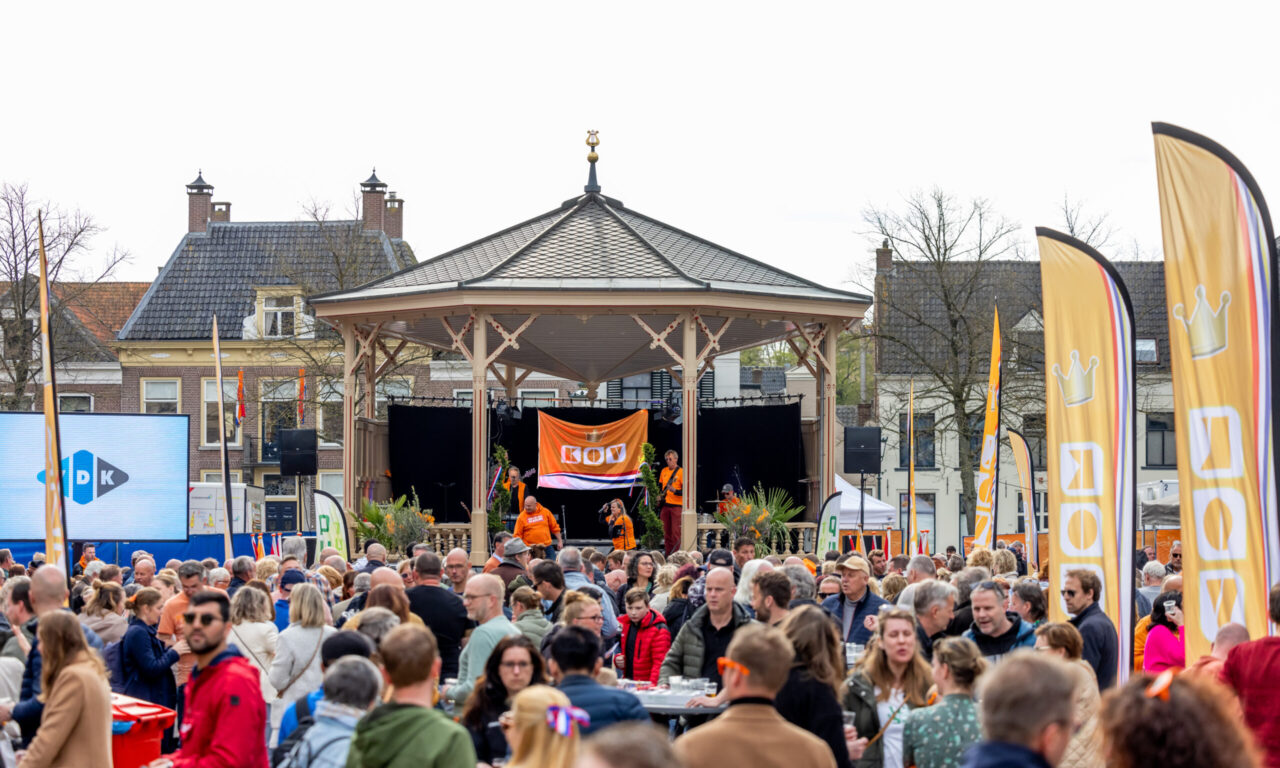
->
[0, 413, 189, 541]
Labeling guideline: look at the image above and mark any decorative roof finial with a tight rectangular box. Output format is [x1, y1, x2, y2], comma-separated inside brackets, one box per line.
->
[584, 130, 601, 194]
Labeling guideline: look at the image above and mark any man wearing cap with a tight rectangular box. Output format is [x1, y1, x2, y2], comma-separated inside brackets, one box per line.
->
[274, 570, 308, 632]
[275, 630, 377, 745]
[820, 556, 887, 645]
[490, 537, 534, 599]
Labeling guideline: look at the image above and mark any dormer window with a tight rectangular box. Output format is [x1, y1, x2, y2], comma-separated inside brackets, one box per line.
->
[264, 296, 296, 338]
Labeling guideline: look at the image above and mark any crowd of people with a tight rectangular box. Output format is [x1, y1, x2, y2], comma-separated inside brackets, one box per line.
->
[0, 534, 1276, 768]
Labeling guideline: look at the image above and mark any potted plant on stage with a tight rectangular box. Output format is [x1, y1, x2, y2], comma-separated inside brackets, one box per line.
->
[354, 490, 436, 555]
[636, 443, 666, 549]
[712, 483, 803, 556]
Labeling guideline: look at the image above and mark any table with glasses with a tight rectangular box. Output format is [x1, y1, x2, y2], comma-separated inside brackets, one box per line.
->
[622, 677, 727, 718]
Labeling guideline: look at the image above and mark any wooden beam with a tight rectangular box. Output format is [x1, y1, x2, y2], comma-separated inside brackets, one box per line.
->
[631, 314, 684, 365]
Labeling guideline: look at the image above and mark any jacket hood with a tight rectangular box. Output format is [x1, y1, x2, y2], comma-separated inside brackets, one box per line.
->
[352, 703, 439, 764]
[960, 741, 1052, 768]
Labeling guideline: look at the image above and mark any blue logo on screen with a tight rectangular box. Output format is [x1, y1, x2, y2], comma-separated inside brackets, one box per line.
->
[35, 449, 130, 505]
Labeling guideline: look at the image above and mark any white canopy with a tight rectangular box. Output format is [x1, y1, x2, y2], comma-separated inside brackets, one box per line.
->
[1139, 479, 1181, 527]
[834, 475, 897, 527]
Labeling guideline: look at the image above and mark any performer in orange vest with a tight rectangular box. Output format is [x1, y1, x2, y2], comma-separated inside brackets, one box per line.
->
[514, 494, 562, 558]
[502, 465, 528, 528]
[658, 450, 683, 555]
[605, 498, 636, 551]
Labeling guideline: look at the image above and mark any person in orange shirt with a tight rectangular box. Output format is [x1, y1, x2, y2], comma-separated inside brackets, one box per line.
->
[483, 531, 513, 573]
[514, 495, 562, 559]
[157, 560, 207, 687]
[658, 450, 683, 556]
[503, 466, 528, 528]
[605, 498, 636, 551]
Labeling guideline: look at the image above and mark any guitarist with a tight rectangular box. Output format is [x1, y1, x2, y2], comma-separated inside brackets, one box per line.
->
[658, 449, 684, 555]
[503, 466, 529, 530]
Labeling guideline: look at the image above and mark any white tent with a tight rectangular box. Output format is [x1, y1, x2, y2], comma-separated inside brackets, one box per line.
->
[834, 475, 897, 527]
[1138, 479, 1180, 527]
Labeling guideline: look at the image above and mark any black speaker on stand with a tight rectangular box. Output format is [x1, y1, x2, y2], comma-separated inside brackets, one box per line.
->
[279, 429, 318, 477]
[844, 427, 882, 475]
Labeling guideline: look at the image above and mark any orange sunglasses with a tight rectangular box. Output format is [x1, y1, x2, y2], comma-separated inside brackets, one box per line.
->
[716, 657, 750, 677]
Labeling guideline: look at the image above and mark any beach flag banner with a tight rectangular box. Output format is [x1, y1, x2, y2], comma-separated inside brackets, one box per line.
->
[315, 490, 349, 561]
[817, 492, 842, 555]
[297, 369, 306, 423]
[1038, 228, 1136, 683]
[1007, 428, 1040, 566]
[908, 380, 920, 554]
[235, 369, 245, 427]
[537, 410, 648, 490]
[973, 308, 1002, 549]
[212, 316, 234, 561]
[1153, 123, 1280, 655]
[36, 213, 70, 577]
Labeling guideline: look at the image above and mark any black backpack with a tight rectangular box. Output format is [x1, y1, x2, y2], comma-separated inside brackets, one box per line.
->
[271, 695, 316, 768]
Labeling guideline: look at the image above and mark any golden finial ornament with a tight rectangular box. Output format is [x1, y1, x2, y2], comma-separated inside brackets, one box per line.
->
[586, 130, 599, 163]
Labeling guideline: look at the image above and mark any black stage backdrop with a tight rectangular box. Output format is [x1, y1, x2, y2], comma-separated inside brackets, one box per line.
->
[388, 403, 804, 540]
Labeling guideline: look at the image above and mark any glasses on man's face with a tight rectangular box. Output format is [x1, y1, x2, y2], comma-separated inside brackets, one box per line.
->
[1171, 553, 1182, 559]
[1062, 589, 1078, 598]
[182, 612, 218, 627]
[462, 593, 486, 603]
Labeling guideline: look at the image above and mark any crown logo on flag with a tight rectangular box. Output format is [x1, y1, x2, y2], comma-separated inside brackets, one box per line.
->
[1172, 285, 1230, 359]
[1051, 350, 1098, 408]
[584, 428, 606, 443]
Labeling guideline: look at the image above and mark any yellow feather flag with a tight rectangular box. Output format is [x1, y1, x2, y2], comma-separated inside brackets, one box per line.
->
[908, 380, 919, 555]
[973, 307, 1002, 549]
[37, 212, 71, 577]
[1153, 123, 1279, 658]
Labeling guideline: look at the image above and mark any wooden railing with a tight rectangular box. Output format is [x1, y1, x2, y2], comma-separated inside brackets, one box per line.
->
[695, 522, 818, 555]
[420, 524, 475, 554]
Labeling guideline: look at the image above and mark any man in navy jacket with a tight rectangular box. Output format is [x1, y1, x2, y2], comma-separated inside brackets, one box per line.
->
[820, 557, 887, 645]
[549, 626, 647, 735]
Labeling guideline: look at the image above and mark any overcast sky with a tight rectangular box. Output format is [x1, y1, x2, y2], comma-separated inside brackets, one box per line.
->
[5, 2, 1279, 290]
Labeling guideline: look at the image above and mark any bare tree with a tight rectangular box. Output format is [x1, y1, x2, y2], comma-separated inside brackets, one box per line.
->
[861, 188, 1030, 534]
[1060, 194, 1116, 252]
[0, 182, 128, 410]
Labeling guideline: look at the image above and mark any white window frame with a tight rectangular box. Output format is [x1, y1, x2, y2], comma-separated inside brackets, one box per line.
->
[141, 378, 180, 414]
[452, 388, 474, 408]
[201, 470, 242, 483]
[1136, 338, 1158, 364]
[58, 393, 93, 413]
[375, 377, 413, 419]
[260, 378, 298, 451]
[518, 388, 558, 408]
[201, 378, 242, 447]
[317, 471, 343, 500]
[262, 295, 297, 339]
[316, 379, 343, 447]
[260, 472, 298, 500]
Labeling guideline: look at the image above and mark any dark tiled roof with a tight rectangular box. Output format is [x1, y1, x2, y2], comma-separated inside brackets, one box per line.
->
[875, 259, 1170, 375]
[324, 192, 863, 303]
[119, 221, 412, 341]
[739, 366, 788, 394]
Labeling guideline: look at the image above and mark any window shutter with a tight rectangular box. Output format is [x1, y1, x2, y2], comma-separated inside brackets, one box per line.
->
[698, 370, 715, 404]
[606, 379, 622, 408]
[651, 371, 673, 404]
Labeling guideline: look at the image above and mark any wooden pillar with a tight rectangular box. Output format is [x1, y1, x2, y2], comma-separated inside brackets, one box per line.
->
[470, 313, 490, 565]
[680, 312, 698, 550]
[363, 333, 376, 420]
[341, 322, 358, 527]
[504, 364, 518, 404]
[818, 321, 838, 506]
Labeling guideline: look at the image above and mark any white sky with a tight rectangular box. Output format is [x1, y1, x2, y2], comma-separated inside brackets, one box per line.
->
[4, 2, 1279, 289]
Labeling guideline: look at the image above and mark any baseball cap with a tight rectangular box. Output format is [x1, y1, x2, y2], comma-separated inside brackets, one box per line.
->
[321, 630, 376, 665]
[836, 557, 870, 576]
[706, 549, 734, 569]
[280, 570, 308, 589]
[721, 484, 734, 494]
[504, 537, 530, 556]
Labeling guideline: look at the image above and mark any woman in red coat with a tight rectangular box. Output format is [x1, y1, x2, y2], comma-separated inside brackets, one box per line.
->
[615, 589, 671, 685]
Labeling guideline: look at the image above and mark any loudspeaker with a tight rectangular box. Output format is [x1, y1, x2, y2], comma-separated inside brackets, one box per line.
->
[844, 426, 881, 474]
[279, 429, 318, 477]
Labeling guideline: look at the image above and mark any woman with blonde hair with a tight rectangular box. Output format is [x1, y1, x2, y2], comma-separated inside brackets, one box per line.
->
[992, 549, 1018, 577]
[902, 636, 987, 768]
[776, 605, 852, 768]
[1034, 622, 1102, 768]
[341, 584, 425, 630]
[649, 565, 678, 613]
[256, 557, 280, 583]
[78, 580, 128, 643]
[966, 548, 994, 572]
[153, 572, 179, 604]
[733, 559, 773, 606]
[17, 612, 112, 768]
[879, 573, 908, 606]
[315, 564, 343, 598]
[267, 583, 335, 745]
[229, 584, 279, 703]
[502, 684, 583, 768]
[841, 607, 933, 768]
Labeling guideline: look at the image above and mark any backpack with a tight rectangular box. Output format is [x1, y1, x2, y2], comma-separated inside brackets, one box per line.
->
[103, 640, 127, 694]
[271, 695, 316, 768]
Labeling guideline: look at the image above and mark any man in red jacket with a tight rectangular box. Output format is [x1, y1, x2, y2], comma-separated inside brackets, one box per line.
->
[1222, 582, 1280, 768]
[149, 590, 268, 768]
[614, 589, 671, 685]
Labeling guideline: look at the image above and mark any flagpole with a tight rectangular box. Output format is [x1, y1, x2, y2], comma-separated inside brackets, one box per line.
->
[908, 379, 918, 556]
[37, 212, 71, 579]
[212, 315, 234, 561]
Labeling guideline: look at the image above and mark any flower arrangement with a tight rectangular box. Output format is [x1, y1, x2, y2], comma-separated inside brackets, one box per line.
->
[712, 483, 804, 556]
[354, 489, 435, 555]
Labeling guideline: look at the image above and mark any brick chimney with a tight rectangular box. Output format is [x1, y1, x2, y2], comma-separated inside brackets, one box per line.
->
[186, 171, 213, 233]
[211, 201, 231, 223]
[875, 238, 893, 272]
[384, 191, 403, 239]
[360, 169, 387, 232]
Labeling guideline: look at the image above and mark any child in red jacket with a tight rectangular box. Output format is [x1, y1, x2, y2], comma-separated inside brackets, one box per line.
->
[615, 589, 671, 685]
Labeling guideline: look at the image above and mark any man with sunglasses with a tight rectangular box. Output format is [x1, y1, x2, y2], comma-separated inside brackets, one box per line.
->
[150, 590, 267, 768]
[673, 624, 836, 768]
[1165, 541, 1183, 574]
[1063, 569, 1118, 690]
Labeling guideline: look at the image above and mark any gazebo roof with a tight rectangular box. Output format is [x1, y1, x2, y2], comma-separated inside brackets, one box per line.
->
[311, 145, 870, 385]
[311, 191, 866, 304]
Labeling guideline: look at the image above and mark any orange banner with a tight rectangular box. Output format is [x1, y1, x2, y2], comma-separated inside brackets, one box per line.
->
[1154, 123, 1279, 657]
[973, 308, 1002, 549]
[538, 410, 648, 490]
